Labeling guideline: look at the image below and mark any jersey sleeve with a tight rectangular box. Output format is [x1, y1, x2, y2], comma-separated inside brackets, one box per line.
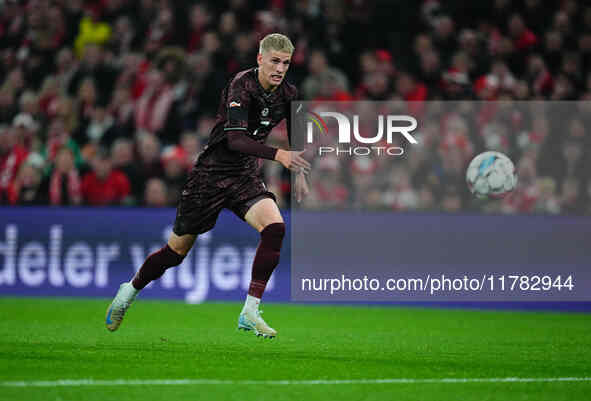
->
[226, 131, 278, 160]
[223, 76, 251, 132]
[286, 89, 306, 150]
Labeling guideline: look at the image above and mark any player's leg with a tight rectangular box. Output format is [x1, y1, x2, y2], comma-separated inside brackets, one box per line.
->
[244, 197, 285, 301]
[105, 233, 196, 332]
[106, 169, 223, 332]
[237, 197, 285, 338]
[131, 233, 196, 290]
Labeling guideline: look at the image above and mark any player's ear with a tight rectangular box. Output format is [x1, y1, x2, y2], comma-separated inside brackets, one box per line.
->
[257, 52, 263, 66]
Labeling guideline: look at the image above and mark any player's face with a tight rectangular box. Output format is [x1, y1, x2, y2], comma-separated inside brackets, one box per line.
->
[257, 50, 292, 90]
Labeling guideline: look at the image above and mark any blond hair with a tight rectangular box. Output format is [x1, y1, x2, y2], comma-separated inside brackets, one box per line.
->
[259, 33, 294, 54]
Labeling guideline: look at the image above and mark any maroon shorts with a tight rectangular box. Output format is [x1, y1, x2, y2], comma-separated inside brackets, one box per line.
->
[173, 169, 276, 236]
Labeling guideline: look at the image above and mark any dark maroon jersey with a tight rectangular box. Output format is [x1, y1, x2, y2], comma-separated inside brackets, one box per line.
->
[196, 67, 298, 176]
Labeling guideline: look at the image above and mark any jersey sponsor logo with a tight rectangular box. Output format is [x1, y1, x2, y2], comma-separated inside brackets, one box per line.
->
[229, 101, 241, 108]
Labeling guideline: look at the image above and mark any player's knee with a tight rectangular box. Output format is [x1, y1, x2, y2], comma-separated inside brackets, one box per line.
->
[261, 222, 285, 250]
[167, 233, 196, 257]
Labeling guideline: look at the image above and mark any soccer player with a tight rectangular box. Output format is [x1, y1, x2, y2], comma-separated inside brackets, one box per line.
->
[105, 33, 310, 338]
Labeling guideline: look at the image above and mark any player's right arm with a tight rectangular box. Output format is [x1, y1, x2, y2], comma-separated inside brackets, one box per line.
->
[277, 94, 310, 174]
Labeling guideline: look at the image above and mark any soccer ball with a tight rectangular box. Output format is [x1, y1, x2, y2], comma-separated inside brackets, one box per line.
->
[466, 151, 517, 199]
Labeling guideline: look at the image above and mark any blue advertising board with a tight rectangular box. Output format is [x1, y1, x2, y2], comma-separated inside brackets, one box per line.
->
[1, 208, 590, 311]
[0, 207, 290, 303]
[291, 211, 591, 302]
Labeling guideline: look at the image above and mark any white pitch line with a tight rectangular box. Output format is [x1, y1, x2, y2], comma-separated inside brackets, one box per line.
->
[1, 377, 591, 387]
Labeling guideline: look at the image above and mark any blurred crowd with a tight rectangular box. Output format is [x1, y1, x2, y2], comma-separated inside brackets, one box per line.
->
[0, 0, 590, 214]
[302, 101, 591, 215]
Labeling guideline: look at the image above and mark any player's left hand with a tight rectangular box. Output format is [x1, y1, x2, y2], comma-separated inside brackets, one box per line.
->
[295, 170, 310, 203]
[275, 149, 311, 174]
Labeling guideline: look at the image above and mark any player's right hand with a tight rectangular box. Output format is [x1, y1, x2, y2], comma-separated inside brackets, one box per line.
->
[275, 149, 311, 174]
[295, 170, 310, 203]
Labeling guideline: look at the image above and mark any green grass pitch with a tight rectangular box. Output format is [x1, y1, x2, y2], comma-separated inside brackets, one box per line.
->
[0, 297, 589, 401]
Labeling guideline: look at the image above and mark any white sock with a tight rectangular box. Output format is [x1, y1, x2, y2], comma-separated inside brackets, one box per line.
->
[243, 294, 260, 313]
[122, 282, 139, 301]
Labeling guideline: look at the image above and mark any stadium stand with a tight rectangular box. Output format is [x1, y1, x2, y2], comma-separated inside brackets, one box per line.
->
[1, 0, 590, 213]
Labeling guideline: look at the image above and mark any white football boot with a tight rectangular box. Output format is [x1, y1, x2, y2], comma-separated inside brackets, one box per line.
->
[238, 308, 277, 338]
[105, 282, 138, 332]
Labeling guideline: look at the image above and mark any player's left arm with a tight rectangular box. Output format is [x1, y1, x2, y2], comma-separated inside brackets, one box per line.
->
[224, 80, 309, 173]
[226, 131, 310, 173]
